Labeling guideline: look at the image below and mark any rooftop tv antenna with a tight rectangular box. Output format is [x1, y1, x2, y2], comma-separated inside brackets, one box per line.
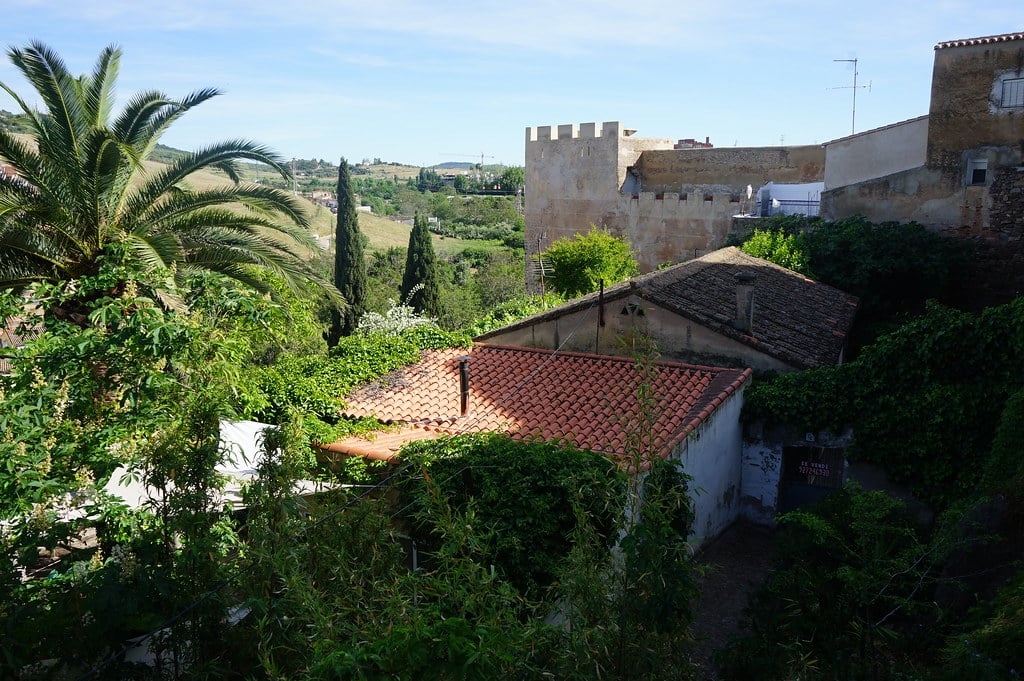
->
[831, 57, 871, 135]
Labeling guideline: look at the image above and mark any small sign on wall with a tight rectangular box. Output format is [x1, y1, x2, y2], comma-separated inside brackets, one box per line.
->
[782, 446, 845, 489]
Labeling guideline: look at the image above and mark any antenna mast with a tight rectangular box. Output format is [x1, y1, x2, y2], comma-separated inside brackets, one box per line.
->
[832, 58, 871, 135]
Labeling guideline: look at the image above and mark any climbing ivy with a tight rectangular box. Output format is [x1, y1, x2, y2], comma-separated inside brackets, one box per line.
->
[396, 433, 626, 598]
[735, 215, 968, 348]
[744, 298, 1024, 506]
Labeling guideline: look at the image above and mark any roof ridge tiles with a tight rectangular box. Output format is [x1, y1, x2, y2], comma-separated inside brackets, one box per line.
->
[935, 32, 1024, 49]
[473, 341, 735, 375]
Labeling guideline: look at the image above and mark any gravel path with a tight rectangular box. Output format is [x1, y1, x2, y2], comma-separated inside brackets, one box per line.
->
[690, 521, 776, 680]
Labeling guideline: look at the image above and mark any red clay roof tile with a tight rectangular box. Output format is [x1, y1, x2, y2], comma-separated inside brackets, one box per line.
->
[335, 344, 750, 463]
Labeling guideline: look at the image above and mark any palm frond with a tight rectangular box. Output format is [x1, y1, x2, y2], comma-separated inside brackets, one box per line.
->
[80, 44, 120, 128]
[7, 42, 86, 159]
[126, 140, 294, 216]
[136, 184, 311, 233]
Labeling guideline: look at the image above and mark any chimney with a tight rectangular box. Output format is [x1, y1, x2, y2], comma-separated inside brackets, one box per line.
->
[733, 271, 757, 333]
[457, 356, 471, 416]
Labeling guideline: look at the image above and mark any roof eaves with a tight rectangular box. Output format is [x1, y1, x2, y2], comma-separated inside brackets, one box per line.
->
[641, 366, 752, 471]
[935, 32, 1024, 49]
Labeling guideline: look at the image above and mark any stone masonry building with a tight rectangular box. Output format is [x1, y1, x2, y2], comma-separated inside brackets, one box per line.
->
[523, 122, 825, 289]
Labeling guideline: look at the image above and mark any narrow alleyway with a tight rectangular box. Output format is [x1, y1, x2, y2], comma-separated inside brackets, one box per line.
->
[691, 521, 776, 680]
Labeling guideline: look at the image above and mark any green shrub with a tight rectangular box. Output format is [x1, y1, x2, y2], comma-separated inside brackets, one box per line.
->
[396, 433, 626, 597]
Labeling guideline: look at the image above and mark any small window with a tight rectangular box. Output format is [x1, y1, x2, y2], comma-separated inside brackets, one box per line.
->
[620, 303, 645, 317]
[1001, 78, 1024, 108]
[967, 159, 988, 186]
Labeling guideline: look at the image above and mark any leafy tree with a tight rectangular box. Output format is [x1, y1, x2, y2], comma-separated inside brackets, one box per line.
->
[544, 227, 639, 297]
[397, 433, 626, 598]
[400, 212, 442, 317]
[498, 165, 525, 194]
[328, 158, 367, 342]
[0, 42, 334, 310]
[416, 167, 443, 192]
[0, 254, 254, 677]
[739, 228, 812, 275]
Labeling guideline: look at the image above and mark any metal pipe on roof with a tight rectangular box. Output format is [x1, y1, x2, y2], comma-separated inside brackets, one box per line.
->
[457, 356, 471, 416]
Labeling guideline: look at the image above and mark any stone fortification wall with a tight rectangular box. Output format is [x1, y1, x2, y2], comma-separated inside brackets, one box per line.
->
[525, 123, 826, 287]
[632, 145, 825, 193]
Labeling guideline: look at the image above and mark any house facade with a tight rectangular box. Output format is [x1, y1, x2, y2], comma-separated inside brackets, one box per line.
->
[478, 247, 858, 373]
[821, 31, 1024, 237]
[327, 344, 754, 544]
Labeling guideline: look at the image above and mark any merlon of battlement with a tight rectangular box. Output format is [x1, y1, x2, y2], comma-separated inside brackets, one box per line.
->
[526, 121, 624, 142]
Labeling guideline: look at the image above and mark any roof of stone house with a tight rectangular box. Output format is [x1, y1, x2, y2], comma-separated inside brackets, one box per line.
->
[476, 247, 859, 370]
[935, 32, 1024, 49]
[326, 344, 750, 465]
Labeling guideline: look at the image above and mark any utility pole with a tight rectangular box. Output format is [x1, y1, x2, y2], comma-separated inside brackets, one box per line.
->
[832, 58, 871, 135]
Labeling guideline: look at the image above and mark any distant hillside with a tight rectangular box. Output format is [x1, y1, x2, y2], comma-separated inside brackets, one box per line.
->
[0, 109, 31, 134]
[435, 162, 474, 170]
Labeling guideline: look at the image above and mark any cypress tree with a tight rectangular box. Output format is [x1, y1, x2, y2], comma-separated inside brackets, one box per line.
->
[329, 158, 367, 342]
[401, 212, 442, 318]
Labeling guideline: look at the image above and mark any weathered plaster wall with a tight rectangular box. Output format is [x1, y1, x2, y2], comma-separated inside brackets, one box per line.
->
[481, 294, 796, 372]
[928, 39, 1024, 172]
[821, 165, 960, 225]
[739, 425, 854, 525]
[823, 116, 929, 190]
[739, 440, 782, 525]
[673, 383, 746, 544]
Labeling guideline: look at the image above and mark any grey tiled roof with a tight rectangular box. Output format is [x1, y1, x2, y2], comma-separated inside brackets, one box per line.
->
[477, 247, 859, 370]
[641, 247, 858, 369]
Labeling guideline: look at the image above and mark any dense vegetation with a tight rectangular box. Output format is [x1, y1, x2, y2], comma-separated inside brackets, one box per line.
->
[724, 216, 1024, 681]
[735, 215, 968, 349]
[543, 227, 639, 297]
[3, 43, 1023, 681]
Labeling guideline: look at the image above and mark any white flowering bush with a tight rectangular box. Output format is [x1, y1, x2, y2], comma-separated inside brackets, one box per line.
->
[357, 285, 438, 336]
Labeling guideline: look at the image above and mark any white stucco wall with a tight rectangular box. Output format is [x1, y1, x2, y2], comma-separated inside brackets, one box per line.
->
[671, 382, 746, 545]
[739, 440, 783, 525]
[823, 116, 929, 190]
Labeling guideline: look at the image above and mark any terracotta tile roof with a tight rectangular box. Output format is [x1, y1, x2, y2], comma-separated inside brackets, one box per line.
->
[334, 344, 750, 464]
[477, 247, 858, 370]
[0, 316, 41, 374]
[936, 32, 1024, 49]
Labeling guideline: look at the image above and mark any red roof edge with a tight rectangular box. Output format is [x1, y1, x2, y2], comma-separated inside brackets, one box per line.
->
[633, 366, 753, 473]
[935, 32, 1024, 49]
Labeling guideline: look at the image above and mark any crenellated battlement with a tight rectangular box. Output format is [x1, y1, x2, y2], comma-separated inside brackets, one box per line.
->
[526, 121, 625, 143]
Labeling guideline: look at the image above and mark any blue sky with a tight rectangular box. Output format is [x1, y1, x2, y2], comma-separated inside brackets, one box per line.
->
[1, 1, 1019, 168]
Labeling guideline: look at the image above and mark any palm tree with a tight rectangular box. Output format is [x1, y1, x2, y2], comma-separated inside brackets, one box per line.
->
[0, 41, 337, 307]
